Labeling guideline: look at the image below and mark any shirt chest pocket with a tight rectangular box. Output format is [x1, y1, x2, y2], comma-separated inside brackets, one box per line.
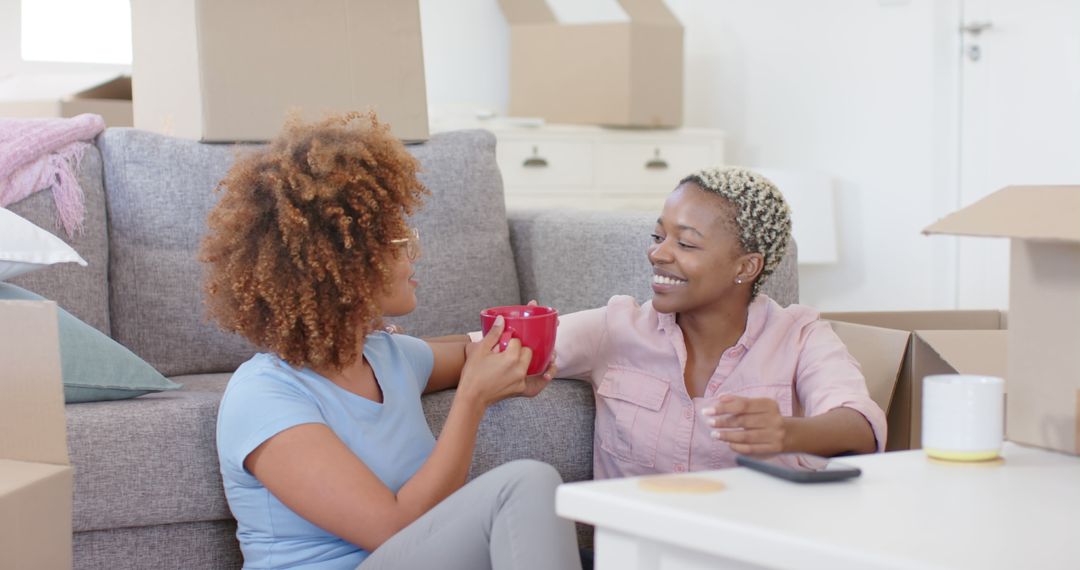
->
[595, 368, 671, 468]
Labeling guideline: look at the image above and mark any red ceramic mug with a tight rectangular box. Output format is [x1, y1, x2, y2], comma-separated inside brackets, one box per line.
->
[479, 305, 558, 376]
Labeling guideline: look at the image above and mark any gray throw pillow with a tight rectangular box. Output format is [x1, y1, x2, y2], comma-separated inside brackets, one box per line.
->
[0, 282, 181, 403]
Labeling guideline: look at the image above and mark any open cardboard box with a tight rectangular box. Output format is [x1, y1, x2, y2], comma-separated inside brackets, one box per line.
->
[925, 185, 1080, 455]
[825, 311, 1008, 451]
[0, 301, 73, 569]
[131, 0, 429, 142]
[0, 73, 132, 127]
[498, 0, 683, 127]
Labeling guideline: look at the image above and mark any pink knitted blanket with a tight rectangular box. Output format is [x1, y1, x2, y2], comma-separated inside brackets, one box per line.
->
[0, 113, 106, 237]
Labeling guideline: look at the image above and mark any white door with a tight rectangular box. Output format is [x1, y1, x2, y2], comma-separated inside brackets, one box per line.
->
[956, 0, 1080, 309]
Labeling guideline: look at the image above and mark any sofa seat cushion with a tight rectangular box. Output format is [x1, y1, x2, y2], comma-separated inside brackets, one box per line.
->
[68, 373, 232, 532]
[423, 379, 595, 484]
[69, 372, 595, 532]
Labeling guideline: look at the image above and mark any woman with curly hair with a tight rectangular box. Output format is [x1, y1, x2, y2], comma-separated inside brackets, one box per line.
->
[480, 167, 886, 481]
[202, 113, 581, 570]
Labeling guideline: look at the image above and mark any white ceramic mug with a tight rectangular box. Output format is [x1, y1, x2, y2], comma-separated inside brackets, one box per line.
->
[922, 374, 1005, 461]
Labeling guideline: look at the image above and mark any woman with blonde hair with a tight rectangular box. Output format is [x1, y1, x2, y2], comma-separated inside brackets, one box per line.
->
[202, 113, 581, 569]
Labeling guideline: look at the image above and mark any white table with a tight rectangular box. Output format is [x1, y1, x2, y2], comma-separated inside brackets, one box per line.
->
[556, 443, 1080, 569]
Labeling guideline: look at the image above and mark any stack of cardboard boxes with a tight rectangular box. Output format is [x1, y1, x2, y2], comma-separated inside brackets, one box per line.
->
[0, 301, 72, 569]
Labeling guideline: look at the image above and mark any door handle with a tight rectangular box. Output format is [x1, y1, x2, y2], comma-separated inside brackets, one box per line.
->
[960, 21, 993, 37]
[522, 145, 548, 168]
[645, 148, 669, 170]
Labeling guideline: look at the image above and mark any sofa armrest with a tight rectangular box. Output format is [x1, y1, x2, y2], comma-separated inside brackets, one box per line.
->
[508, 208, 799, 314]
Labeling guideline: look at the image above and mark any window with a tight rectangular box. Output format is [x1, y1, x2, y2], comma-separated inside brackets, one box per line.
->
[20, 0, 131, 64]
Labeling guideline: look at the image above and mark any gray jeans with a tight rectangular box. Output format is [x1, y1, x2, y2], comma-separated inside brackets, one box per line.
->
[358, 459, 582, 570]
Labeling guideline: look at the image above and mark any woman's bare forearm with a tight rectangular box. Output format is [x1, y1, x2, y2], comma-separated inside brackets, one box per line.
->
[782, 407, 877, 456]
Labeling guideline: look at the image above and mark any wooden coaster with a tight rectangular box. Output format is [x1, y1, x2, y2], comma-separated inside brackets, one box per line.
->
[927, 456, 1006, 467]
[637, 475, 726, 494]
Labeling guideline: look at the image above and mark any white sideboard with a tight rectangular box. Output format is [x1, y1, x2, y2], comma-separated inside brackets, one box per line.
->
[493, 124, 725, 213]
[430, 118, 836, 264]
[430, 118, 725, 213]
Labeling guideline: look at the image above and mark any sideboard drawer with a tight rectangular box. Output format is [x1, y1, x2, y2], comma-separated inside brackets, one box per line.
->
[497, 140, 594, 188]
[595, 142, 713, 189]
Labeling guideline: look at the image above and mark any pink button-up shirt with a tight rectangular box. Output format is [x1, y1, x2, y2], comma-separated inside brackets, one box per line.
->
[556, 294, 887, 480]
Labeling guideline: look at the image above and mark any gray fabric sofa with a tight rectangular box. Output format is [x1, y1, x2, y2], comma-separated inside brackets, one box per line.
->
[8, 128, 798, 570]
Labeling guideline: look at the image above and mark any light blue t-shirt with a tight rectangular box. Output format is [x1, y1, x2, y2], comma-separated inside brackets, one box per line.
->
[217, 332, 436, 569]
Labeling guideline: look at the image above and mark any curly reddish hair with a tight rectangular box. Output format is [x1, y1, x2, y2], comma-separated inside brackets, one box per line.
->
[200, 112, 428, 369]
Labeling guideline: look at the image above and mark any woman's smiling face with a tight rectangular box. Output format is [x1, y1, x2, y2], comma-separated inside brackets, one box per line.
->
[648, 182, 763, 315]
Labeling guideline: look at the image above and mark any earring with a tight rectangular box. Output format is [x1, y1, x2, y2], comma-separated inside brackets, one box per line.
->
[735, 277, 743, 284]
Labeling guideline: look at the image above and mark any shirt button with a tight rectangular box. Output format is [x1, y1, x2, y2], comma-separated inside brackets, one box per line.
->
[674, 465, 686, 472]
[684, 407, 693, 419]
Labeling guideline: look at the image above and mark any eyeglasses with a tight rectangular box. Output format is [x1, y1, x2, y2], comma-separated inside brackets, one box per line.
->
[390, 228, 421, 261]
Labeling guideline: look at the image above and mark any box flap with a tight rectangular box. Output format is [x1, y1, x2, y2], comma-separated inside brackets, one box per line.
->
[618, 0, 680, 25]
[0, 459, 71, 498]
[496, 0, 556, 24]
[915, 330, 1009, 379]
[0, 72, 128, 102]
[0, 301, 69, 466]
[828, 320, 910, 412]
[822, 310, 1005, 332]
[73, 75, 132, 101]
[497, 0, 678, 25]
[923, 186, 1080, 243]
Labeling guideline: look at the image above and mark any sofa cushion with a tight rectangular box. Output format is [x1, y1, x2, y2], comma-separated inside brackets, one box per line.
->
[98, 128, 519, 376]
[0, 282, 180, 403]
[69, 373, 594, 533]
[386, 130, 521, 337]
[423, 379, 595, 484]
[508, 209, 800, 314]
[8, 144, 111, 334]
[67, 373, 233, 532]
[0, 208, 87, 280]
[73, 520, 242, 570]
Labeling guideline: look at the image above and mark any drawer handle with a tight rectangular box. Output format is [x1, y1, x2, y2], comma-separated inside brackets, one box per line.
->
[645, 148, 668, 170]
[523, 145, 549, 168]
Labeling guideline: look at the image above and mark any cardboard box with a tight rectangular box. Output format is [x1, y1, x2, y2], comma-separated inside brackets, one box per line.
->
[925, 185, 1080, 455]
[0, 73, 132, 127]
[130, 0, 429, 142]
[825, 311, 1008, 451]
[0, 301, 73, 569]
[498, 0, 683, 128]
[826, 320, 908, 417]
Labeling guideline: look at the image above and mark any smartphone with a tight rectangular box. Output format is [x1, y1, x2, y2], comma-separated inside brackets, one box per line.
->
[736, 453, 861, 483]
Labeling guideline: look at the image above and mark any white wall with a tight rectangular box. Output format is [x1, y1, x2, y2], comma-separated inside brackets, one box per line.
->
[2, 0, 964, 311]
[0, 0, 20, 77]
[670, 0, 962, 311]
[419, 0, 963, 311]
[419, 0, 510, 116]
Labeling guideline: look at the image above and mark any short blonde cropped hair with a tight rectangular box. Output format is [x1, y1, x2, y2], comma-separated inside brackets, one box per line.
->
[679, 167, 792, 296]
